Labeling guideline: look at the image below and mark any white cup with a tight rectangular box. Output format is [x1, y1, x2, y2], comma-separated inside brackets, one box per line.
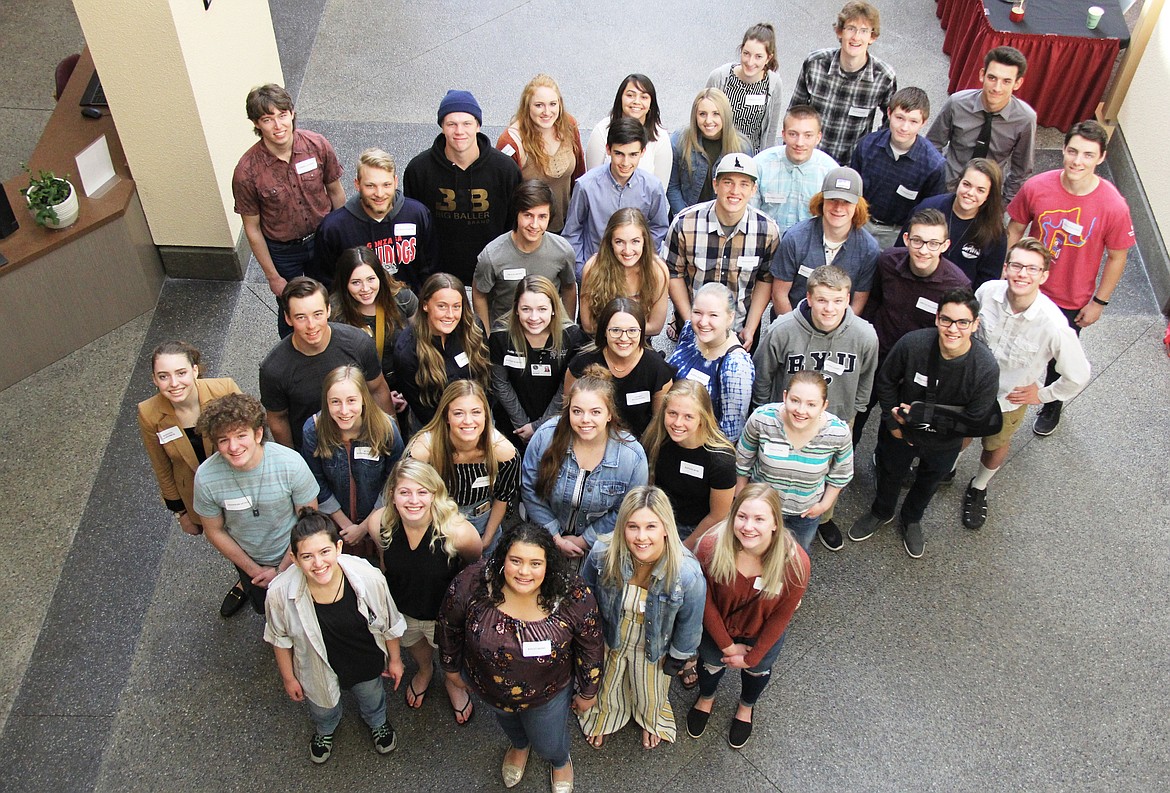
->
[1087, 6, 1104, 29]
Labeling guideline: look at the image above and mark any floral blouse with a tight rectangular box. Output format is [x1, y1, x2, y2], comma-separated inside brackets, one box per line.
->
[438, 561, 603, 711]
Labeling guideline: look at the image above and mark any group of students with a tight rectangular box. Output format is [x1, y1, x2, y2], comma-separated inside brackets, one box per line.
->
[138, 0, 1144, 788]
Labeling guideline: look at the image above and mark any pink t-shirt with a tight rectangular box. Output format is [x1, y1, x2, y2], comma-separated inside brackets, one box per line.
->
[1007, 169, 1134, 310]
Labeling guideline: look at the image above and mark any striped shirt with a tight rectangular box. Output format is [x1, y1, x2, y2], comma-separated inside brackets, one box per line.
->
[735, 404, 854, 515]
[665, 201, 779, 331]
[443, 457, 520, 517]
[720, 68, 772, 153]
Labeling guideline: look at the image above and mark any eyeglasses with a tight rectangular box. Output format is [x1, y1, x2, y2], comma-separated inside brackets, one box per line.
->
[1005, 261, 1044, 275]
[606, 327, 642, 339]
[907, 237, 945, 251]
[937, 315, 974, 330]
[842, 25, 872, 35]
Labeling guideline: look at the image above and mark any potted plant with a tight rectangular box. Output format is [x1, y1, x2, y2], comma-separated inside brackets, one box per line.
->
[20, 164, 79, 229]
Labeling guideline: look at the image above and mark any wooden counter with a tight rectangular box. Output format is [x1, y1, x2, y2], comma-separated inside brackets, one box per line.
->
[0, 49, 164, 390]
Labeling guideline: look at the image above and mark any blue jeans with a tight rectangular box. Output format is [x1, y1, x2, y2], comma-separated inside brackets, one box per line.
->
[783, 513, 819, 551]
[695, 628, 786, 706]
[489, 684, 572, 769]
[305, 675, 387, 736]
[265, 236, 316, 338]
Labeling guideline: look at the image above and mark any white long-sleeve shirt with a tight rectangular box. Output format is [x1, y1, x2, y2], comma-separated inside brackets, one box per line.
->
[975, 280, 1091, 412]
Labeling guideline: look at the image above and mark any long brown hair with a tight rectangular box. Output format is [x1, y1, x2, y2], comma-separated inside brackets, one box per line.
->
[330, 247, 409, 335]
[535, 364, 626, 499]
[642, 380, 735, 480]
[410, 380, 501, 488]
[582, 214, 663, 331]
[412, 273, 490, 407]
[313, 365, 398, 459]
[506, 274, 570, 358]
[959, 158, 1006, 251]
[512, 74, 576, 175]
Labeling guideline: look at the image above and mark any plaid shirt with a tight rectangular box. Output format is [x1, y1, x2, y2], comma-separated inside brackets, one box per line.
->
[750, 146, 838, 235]
[849, 129, 947, 226]
[789, 48, 897, 165]
[665, 201, 779, 331]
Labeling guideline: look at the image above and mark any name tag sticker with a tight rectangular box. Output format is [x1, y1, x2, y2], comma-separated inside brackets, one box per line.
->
[753, 576, 765, 591]
[823, 359, 845, 376]
[394, 223, 416, 236]
[471, 475, 490, 489]
[353, 446, 380, 461]
[530, 363, 552, 377]
[763, 192, 786, 204]
[914, 372, 929, 387]
[504, 354, 525, 369]
[738, 255, 760, 268]
[798, 264, 815, 278]
[848, 106, 871, 118]
[763, 441, 790, 458]
[502, 268, 526, 281]
[744, 94, 766, 106]
[223, 496, 253, 511]
[501, 144, 517, 157]
[294, 157, 318, 175]
[157, 426, 183, 444]
[916, 296, 939, 314]
[895, 185, 919, 200]
[637, 598, 647, 613]
[680, 461, 705, 478]
[522, 639, 551, 657]
[685, 369, 711, 386]
[454, 352, 470, 368]
[1061, 219, 1083, 236]
[626, 390, 651, 406]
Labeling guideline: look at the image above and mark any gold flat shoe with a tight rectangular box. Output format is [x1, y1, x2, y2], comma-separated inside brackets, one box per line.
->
[502, 746, 529, 788]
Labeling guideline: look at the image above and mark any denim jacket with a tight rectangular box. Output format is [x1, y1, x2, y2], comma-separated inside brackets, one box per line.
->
[521, 419, 648, 548]
[667, 129, 754, 216]
[301, 413, 404, 522]
[581, 539, 706, 663]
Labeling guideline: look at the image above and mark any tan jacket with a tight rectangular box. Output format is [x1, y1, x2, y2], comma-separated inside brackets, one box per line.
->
[137, 378, 241, 523]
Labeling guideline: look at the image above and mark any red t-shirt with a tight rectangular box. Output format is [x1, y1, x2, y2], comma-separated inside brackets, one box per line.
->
[1007, 169, 1134, 310]
[232, 129, 343, 241]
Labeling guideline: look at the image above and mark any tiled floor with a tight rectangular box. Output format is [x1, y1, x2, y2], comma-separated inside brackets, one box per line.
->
[1, 1, 1168, 791]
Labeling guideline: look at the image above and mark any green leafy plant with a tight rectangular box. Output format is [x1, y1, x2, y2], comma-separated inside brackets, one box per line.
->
[19, 163, 73, 227]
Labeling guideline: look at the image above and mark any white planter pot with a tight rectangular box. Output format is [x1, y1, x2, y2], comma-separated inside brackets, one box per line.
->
[26, 179, 79, 229]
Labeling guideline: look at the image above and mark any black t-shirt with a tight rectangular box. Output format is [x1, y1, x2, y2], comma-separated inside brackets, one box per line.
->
[392, 325, 487, 427]
[313, 579, 385, 689]
[653, 438, 737, 527]
[569, 348, 676, 439]
[259, 323, 382, 449]
[382, 524, 465, 620]
[489, 326, 588, 426]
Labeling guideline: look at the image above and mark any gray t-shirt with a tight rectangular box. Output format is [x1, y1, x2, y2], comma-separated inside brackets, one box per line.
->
[472, 231, 576, 331]
[192, 443, 319, 565]
[259, 322, 382, 449]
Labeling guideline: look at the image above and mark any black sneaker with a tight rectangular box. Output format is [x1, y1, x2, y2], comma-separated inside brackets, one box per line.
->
[962, 479, 988, 530]
[848, 512, 893, 542]
[1033, 403, 1062, 436]
[940, 468, 957, 484]
[310, 732, 334, 764]
[817, 520, 844, 552]
[370, 722, 397, 754]
[902, 521, 925, 559]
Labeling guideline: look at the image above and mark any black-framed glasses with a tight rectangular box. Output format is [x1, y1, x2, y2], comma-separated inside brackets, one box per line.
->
[907, 237, 945, 251]
[937, 315, 974, 330]
[606, 327, 642, 339]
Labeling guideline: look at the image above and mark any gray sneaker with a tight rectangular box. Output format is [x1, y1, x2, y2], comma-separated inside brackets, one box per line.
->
[903, 521, 925, 558]
[848, 512, 893, 542]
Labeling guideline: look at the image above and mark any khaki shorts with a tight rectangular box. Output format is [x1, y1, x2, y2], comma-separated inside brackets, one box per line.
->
[401, 614, 438, 649]
[982, 404, 1027, 451]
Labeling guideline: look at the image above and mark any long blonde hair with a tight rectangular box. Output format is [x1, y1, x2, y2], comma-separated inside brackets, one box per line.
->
[409, 380, 501, 488]
[581, 208, 663, 325]
[506, 274, 570, 358]
[512, 74, 576, 175]
[413, 273, 490, 407]
[378, 458, 462, 558]
[313, 365, 398, 459]
[642, 380, 735, 480]
[601, 486, 684, 589]
[704, 484, 806, 596]
[678, 88, 748, 178]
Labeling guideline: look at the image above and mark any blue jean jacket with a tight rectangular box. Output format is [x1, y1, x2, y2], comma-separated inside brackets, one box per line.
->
[520, 419, 648, 548]
[667, 129, 754, 216]
[301, 414, 404, 522]
[581, 539, 706, 663]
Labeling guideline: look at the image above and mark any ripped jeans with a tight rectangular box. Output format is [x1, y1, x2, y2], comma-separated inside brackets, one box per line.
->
[695, 628, 786, 706]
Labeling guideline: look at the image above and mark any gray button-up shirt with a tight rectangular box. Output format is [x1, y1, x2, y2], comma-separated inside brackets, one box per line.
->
[926, 89, 1037, 201]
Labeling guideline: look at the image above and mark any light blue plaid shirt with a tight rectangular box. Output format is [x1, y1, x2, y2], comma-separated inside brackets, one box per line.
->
[750, 146, 838, 236]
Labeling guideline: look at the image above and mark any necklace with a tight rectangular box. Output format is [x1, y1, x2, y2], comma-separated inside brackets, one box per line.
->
[606, 347, 641, 374]
[312, 571, 344, 604]
[232, 459, 265, 517]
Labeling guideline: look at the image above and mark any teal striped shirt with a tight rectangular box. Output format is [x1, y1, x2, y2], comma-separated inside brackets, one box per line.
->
[735, 404, 854, 515]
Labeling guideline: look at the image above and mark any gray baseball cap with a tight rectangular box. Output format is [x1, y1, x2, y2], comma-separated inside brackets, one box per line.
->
[821, 167, 863, 203]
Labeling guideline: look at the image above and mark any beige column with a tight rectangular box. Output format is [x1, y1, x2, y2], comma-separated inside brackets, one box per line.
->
[71, 0, 284, 278]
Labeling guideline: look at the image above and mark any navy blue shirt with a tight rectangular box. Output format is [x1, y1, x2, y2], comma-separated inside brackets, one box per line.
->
[850, 129, 947, 226]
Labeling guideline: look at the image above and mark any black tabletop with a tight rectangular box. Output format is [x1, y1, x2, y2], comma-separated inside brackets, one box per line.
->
[984, 0, 1130, 47]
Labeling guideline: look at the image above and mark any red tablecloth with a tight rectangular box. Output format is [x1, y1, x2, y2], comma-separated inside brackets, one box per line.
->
[937, 0, 1123, 130]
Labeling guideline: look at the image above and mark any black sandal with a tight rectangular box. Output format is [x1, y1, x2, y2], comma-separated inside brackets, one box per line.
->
[679, 661, 699, 690]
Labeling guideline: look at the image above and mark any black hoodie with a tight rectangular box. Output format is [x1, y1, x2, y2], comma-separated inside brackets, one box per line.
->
[311, 190, 434, 290]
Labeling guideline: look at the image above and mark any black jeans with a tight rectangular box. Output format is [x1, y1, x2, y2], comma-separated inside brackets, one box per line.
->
[870, 424, 961, 525]
[233, 565, 270, 614]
